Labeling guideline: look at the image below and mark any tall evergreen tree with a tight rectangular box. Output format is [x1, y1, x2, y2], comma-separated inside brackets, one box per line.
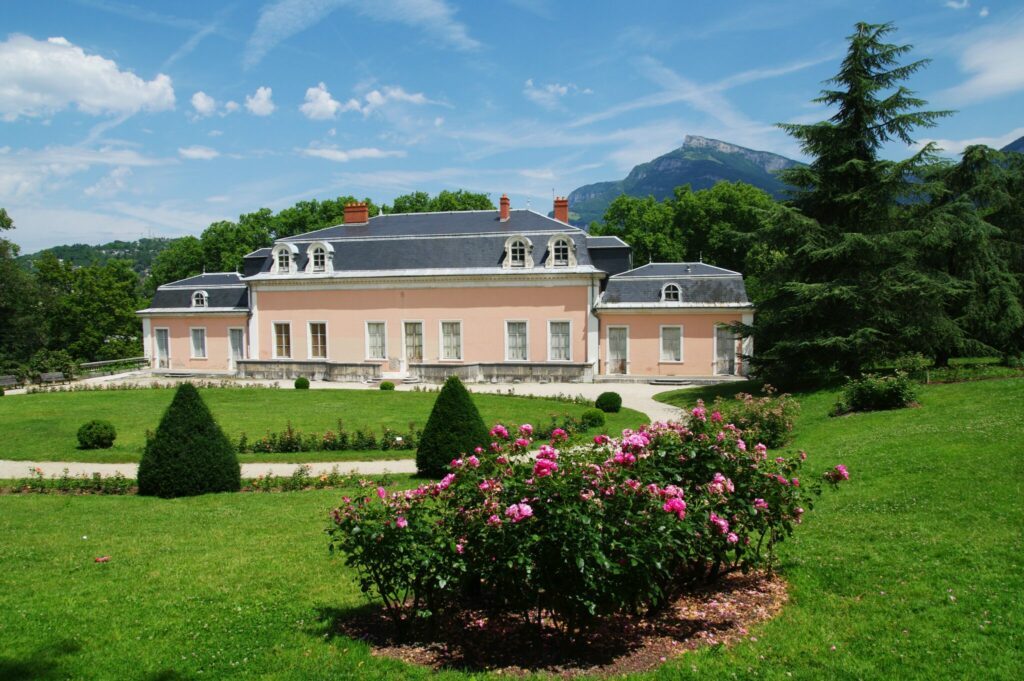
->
[747, 22, 954, 383]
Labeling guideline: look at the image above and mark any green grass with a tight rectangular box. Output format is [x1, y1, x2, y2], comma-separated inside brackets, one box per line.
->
[0, 388, 647, 463]
[1, 379, 1021, 679]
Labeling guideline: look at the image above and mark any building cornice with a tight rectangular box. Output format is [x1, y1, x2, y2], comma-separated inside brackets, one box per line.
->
[136, 308, 249, 317]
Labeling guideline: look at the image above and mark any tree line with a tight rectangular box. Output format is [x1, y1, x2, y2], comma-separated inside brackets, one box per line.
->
[0, 191, 494, 375]
[591, 22, 1024, 384]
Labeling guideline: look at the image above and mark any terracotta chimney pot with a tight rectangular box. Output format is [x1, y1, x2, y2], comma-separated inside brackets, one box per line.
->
[499, 194, 511, 222]
[553, 196, 569, 223]
[343, 201, 369, 224]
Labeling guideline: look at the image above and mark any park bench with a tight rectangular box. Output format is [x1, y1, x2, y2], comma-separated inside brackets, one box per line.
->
[0, 375, 22, 389]
[38, 371, 70, 385]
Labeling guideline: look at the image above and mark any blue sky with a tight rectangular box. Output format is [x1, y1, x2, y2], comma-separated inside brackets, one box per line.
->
[1, 0, 1022, 252]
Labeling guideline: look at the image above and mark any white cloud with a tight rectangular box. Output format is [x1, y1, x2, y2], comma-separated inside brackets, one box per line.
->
[350, 85, 437, 116]
[206, 195, 230, 203]
[245, 86, 275, 116]
[191, 91, 217, 117]
[523, 79, 591, 110]
[0, 34, 174, 121]
[945, 0, 970, 9]
[244, 0, 479, 68]
[298, 146, 407, 162]
[208, 129, 224, 137]
[979, 6, 989, 17]
[943, 19, 1024, 103]
[299, 82, 359, 120]
[917, 126, 1024, 156]
[0, 145, 170, 201]
[178, 145, 220, 160]
[83, 166, 132, 198]
[223, 100, 239, 114]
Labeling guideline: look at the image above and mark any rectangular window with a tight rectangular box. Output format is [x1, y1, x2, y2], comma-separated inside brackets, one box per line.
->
[660, 325, 683, 362]
[274, 323, 291, 359]
[308, 322, 327, 359]
[441, 321, 462, 360]
[549, 321, 571, 361]
[404, 322, 423, 361]
[366, 322, 386, 360]
[190, 328, 207, 359]
[506, 321, 528, 361]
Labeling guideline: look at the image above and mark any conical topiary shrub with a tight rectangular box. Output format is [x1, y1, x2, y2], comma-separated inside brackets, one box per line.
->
[138, 382, 241, 498]
[416, 375, 490, 477]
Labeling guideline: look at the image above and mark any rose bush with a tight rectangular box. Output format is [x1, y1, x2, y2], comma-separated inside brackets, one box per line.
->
[328, 402, 847, 634]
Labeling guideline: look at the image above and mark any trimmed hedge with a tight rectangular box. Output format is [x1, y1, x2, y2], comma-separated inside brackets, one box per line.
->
[379, 381, 395, 391]
[581, 408, 606, 429]
[137, 383, 241, 498]
[77, 420, 117, 449]
[595, 391, 622, 413]
[833, 373, 918, 415]
[294, 377, 310, 390]
[416, 375, 489, 477]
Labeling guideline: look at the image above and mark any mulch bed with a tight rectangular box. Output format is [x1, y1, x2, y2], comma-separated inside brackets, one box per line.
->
[329, 571, 788, 677]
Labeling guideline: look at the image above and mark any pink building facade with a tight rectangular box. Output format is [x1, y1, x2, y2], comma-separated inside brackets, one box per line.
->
[138, 199, 753, 382]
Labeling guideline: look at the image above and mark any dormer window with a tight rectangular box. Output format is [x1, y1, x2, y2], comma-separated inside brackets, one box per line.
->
[311, 247, 326, 272]
[272, 243, 299, 274]
[503, 235, 534, 269]
[192, 290, 208, 308]
[546, 234, 577, 268]
[662, 283, 682, 302]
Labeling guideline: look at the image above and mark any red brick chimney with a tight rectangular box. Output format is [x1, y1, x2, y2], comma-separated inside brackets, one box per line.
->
[499, 194, 510, 222]
[343, 201, 369, 224]
[553, 196, 569, 223]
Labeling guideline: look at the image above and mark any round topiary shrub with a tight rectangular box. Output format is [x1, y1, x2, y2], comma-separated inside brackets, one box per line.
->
[77, 420, 116, 449]
[379, 381, 395, 391]
[581, 408, 606, 429]
[137, 383, 241, 498]
[416, 375, 490, 477]
[294, 376, 310, 389]
[595, 391, 622, 413]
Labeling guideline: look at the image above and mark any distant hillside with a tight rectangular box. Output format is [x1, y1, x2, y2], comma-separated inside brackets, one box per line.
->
[1002, 135, 1024, 154]
[19, 237, 174, 275]
[567, 135, 801, 225]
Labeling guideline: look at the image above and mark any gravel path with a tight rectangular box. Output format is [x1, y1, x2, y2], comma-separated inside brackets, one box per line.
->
[0, 372, 693, 479]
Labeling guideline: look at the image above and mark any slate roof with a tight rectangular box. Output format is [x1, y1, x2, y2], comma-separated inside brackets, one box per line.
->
[140, 272, 249, 312]
[280, 209, 579, 241]
[598, 263, 750, 307]
[585, 235, 630, 248]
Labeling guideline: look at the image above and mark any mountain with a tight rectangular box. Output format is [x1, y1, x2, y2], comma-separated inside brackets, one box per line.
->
[1001, 135, 1024, 154]
[18, 237, 174, 275]
[566, 135, 801, 225]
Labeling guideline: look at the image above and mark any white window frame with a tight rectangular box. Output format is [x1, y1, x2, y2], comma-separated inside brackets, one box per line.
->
[606, 325, 630, 375]
[504, 320, 529, 362]
[304, 241, 334, 274]
[503, 235, 534, 269]
[272, 244, 298, 275]
[545, 234, 577, 268]
[189, 326, 208, 360]
[659, 324, 684, 363]
[228, 326, 246, 366]
[307, 321, 328, 360]
[365, 321, 387, 361]
[547, 320, 573, 362]
[191, 290, 209, 308]
[402, 319, 425, 362]
[272, 321, 292, 359]
[661, 283, 682, 302]
[439, 320, 463, 362]
[154, 327, 171, 368]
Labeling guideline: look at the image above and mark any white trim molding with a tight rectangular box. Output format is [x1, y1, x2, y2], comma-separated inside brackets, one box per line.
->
[272, 321, 293, 359]
[659, 324, 684, 363]
[365, 320, 387, 361]
[438, 319, 464, 362]
[504, 319, 530, 362]
[307, 320, 329, 360]
[547, 319, 573, 362]
[605, 325, 629, 375]
[189, 326, 208, 360]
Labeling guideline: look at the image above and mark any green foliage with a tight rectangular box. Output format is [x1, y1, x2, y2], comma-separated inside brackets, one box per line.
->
[29, 348, 77, 379]
[580, 408, 605, 429]
[590, 194, 681, 264]
[20, 237, 173, 276]
[77, 420, 117, 449]
[832, 373, 918, 415]
[711, 386, 800, 448]
[385, 189, 495, 214]
[137, 383, 240, 498]
[595, 391, 622, 413]
[241, 421, 419, 454]
[415, 376, 489, 477]
[146, 236, 205, 295]
[379, 380, 395, 391]
[294, 376, 310, 390]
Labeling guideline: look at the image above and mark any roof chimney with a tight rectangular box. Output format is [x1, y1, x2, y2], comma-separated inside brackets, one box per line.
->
[553, 196, 569, 223]
[499, 194, 510, 222]
[343, 201, 369, 224]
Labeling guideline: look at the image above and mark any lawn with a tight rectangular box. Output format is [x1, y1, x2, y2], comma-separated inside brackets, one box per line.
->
[0, 388, 648, 463]
[0, 379, 1021, 679]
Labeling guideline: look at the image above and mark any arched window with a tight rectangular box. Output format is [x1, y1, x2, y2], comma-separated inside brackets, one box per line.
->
[272, 244, 298, 274]
[310, 246, 326, 273]
[552, 239, 570, 266]
[662, 283, 682, 302]
[509, 239, 526, 267]
[277, 250, 291, 272]
[192, 291, 208, 308]
[545, 234, 577, 268]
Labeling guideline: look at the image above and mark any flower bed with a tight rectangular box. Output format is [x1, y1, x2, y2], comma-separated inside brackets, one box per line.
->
[327, 402, 848, 638]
